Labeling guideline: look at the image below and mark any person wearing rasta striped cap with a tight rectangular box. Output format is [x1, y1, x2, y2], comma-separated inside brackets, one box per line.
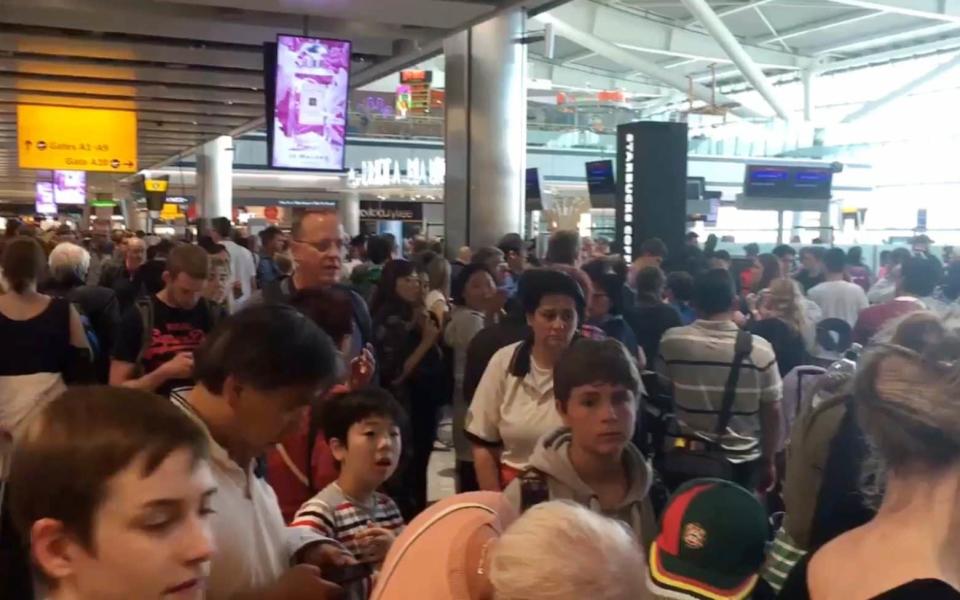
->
[647, 478, 771, 600]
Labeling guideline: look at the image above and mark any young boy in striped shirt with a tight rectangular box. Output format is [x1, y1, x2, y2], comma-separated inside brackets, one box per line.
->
[291, 387, 406, 598]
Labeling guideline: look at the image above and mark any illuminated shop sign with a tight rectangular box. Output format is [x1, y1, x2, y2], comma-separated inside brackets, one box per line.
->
[359, 200, 423, 222]
[346, 157, 445, 188]
[400, 70, 432, 84]
[618, 132, 635, 262]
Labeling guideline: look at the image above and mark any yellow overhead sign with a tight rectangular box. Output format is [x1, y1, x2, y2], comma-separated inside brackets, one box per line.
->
[145, 179, 169, 192]
[17, 105, 138, 173]
[160, 203, 181, 220]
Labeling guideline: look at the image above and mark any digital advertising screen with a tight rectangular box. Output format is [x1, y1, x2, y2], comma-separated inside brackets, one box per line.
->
[53, 170, 86, 205]
[35, 182, 57, 215]
[269, 35, 352, 171]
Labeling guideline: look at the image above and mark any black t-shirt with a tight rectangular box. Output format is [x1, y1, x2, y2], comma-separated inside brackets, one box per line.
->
[779, 554, 960, 599]
[113, 295, 218, 396]
[624, 299, 683, 364]
[749, 318, 805, 377]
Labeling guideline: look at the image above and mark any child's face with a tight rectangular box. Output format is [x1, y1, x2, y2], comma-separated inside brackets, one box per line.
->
[560, 383, 637, 457]
[35, 448, 217, 600]
[335, 416, 402, 487]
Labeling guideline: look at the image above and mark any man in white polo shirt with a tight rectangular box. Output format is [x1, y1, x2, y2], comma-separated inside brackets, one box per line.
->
[211, 217, 257, 314]
[170, 303, 352, 599]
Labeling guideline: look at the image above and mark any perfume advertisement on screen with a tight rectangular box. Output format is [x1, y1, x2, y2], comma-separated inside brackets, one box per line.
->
[271, 35, 351, 170]
[53, 170, 86, 205]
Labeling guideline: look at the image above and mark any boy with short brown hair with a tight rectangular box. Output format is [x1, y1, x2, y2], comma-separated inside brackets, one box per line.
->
[7, 386, 215, 600]
[504, 338, 656, 546]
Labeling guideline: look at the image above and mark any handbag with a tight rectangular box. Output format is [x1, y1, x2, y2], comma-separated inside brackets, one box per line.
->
[658, 329, 754, 488]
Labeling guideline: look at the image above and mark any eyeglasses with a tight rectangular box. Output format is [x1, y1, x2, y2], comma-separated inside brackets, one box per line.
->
[292, 238, 344, 253]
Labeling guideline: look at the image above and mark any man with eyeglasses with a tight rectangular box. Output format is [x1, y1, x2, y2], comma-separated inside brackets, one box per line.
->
[258, 210, 373, 360]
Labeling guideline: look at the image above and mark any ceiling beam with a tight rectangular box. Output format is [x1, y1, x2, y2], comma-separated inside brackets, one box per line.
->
[680, 0, 791, 119]
[820, 34, 960, 72]
[813, 22, 960, 55]
[0, 32, 263, 71]
[560, 49, 599, 63]
[843, 50, 960, 121]
[823, 0, 960, 23]
[0, 91, 262, 117]
[528, 58, 665, 96]
[0, 75, 263, 105]
[0, 56, 264, 89]
[536, 10, 766, 118]
[753, 7, 791, 51]
[677, 0, 778, 26]
[754, 10, 884, 46]
[555, 0, 808, 69]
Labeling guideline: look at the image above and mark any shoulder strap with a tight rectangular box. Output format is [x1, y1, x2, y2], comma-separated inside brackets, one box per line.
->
[714, 329, 754, 440]
[518, 469, 550, 512]
[135, 296, 155, 366]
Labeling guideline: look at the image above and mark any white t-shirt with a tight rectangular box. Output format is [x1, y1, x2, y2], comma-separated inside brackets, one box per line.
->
[222, 240, 257, 313]
[466, 341, 563, 471]
[808, 280, 869, 360]
[808, 280, 869, 326]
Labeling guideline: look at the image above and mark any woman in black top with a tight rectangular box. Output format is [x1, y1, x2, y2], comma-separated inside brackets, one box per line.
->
[778, 320, 960, 599]
[0, 237, 92, 600]
[371, 259, 443, 519]
[748, 278, 807, 377]
[0, 237, 92, 439]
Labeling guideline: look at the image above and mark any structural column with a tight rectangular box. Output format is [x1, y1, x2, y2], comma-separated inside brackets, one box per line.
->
[122, 197, 144, 232]
[444, 8, 527, 254]
[802, 67, 816, 122]
[340, 191, 361, 237]
[195, 135, 234, 224]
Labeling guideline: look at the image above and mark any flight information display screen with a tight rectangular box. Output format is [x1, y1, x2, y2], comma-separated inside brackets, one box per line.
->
[586, 160, 616, 208]
[744, 165, 833, 199]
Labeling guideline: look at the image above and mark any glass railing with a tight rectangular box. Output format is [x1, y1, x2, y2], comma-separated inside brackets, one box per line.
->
[344, 110, 852, 158]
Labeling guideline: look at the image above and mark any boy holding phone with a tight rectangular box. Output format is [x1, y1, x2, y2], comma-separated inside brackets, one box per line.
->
[291, 388, 407, 599]
[504, 338, 657, 546]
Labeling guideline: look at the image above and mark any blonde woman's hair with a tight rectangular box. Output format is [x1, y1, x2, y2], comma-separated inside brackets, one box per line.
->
[490, 501, 648, 600]
[761, 277, 804, 333]
[855, 312, 960, 472]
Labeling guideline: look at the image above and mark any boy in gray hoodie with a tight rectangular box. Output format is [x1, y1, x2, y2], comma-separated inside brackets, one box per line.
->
[504, 338, 657, 547]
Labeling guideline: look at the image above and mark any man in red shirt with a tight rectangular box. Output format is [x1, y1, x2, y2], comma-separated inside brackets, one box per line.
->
[853, 256, 942, 345]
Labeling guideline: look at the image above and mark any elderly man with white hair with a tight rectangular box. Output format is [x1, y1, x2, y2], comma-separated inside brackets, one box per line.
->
[43, 242, 120, 383]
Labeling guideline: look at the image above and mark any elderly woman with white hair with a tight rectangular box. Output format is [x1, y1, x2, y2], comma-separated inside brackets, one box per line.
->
[491, 501, 648, 600]
[42, 241, 120, 382]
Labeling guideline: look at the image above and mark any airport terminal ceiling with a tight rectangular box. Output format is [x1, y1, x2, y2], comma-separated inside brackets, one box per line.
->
[3, 0, 960, 200]
[0, 0, 561, 198]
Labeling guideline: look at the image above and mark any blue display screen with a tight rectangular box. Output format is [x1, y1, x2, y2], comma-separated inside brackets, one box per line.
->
[586, 160, 616, 196]
[744, 165, 832, 199]
[526, 168, 544, 211]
